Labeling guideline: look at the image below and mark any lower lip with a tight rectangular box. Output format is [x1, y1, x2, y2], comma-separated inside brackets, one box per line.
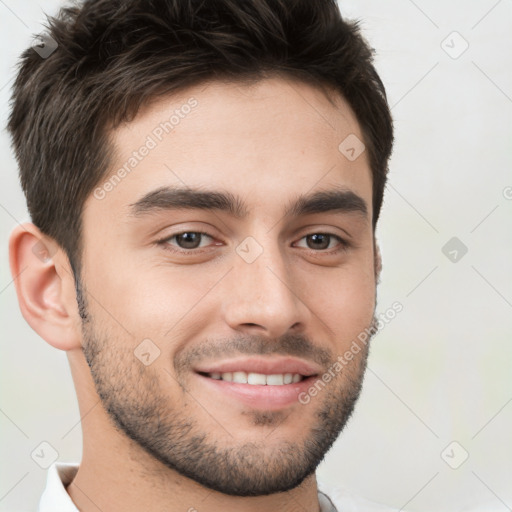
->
[195, 373, 317, 410]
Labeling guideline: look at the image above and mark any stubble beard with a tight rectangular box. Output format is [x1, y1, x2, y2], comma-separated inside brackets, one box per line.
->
[79, 290, 374, 496]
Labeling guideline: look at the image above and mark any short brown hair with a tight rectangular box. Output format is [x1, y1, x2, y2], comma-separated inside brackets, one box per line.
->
[8, 0, 393, 275]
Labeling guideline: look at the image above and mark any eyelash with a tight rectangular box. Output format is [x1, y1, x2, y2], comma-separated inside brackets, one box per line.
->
[156, 231, 350, 255]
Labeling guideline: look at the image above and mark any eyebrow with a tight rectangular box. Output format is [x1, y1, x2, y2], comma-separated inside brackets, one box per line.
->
[129, 186, 368, 221]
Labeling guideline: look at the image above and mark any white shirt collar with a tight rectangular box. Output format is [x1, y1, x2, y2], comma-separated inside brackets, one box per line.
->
[38, 462, 79, 512]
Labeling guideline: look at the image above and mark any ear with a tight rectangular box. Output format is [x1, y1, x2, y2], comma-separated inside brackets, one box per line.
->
[374, 238, 382, 283]
[8, 223, 82, 351]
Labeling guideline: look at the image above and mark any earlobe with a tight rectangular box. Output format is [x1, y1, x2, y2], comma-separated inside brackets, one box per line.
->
[8, 223, 82, 351]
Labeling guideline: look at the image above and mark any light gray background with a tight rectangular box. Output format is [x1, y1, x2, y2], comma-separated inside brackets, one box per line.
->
[1, 1, 511, 510]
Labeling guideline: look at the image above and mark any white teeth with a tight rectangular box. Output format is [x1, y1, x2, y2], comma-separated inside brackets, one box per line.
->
[248, 372, 267, 385]
[221, 372, 233, 382]
[208, 371, 304, 385]
[266, 374, 284, 385]
[232, 371, 247, 384]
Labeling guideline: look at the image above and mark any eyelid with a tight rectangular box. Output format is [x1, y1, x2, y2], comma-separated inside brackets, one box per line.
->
[292, 223, 353, 240]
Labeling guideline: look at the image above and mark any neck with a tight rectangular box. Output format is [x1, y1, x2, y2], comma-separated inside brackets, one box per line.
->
[67, 454, 321, 512]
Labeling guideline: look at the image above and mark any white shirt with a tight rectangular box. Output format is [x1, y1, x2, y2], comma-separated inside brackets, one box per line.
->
[38, 462, 401, 511]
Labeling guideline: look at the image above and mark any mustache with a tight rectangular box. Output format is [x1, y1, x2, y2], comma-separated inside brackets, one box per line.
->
[174, 332, 334, 374]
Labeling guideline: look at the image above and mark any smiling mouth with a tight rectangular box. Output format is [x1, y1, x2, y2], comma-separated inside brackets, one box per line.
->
[197, 371, 310, 385]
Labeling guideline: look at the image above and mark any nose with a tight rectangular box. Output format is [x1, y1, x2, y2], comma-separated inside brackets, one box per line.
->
[221, 238, 309, 339]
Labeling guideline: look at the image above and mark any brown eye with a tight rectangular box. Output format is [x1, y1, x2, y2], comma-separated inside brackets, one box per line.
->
[161, 231, 216, 252]
[306, 234, 330, 250]
[175, 232, 204, 249]
[295, 233, 348, 252]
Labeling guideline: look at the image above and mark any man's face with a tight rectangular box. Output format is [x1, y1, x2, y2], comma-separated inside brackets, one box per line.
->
[78, 77, 377, 495]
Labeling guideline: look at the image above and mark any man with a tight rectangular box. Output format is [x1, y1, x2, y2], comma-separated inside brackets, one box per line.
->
[7, 0, 394, 510]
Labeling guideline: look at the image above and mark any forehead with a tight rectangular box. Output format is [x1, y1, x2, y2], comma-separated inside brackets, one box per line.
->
[85, 76, 372, 222]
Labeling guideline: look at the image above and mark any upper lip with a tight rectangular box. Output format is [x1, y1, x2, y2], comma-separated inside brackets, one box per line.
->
[193, 356, 322, 377]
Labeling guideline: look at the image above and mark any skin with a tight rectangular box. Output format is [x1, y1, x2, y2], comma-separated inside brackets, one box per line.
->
[10, 76, 380, 512]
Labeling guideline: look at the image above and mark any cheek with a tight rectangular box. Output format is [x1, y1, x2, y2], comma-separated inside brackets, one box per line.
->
[86, 257, 222, 342]
[308, 264, 376, 345]
[333, 286, 374, 329]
